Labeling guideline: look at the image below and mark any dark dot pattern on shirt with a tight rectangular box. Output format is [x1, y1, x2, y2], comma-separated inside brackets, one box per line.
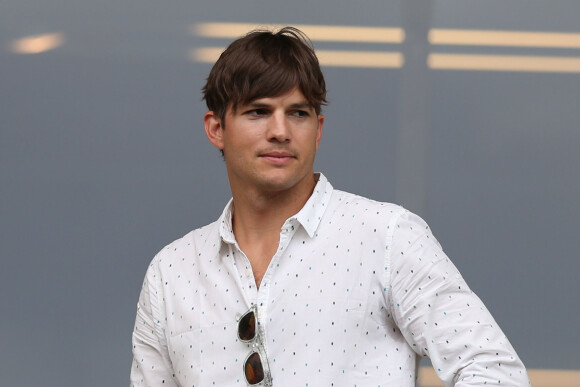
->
[131, 174, 530, 386]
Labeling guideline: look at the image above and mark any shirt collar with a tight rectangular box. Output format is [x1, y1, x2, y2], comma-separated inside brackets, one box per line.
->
[218, 198, 236, 244]
[218, 173, 333, 243]
[292, 172, 333, 238]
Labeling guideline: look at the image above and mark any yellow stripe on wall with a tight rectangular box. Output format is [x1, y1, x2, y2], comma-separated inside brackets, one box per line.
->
[316, 50, 403, 68]
[194, 23, 580, 49]
[428, 53, 580, 73]
[9, 33, 65, 54]
[429, 29, 580, 49]
[189, 47, 224, 63]
[193, 22, 404, 43]
[418, 367, 580, 387]
[191, 23, 580, 73]
[191, 47, 403, 68]
[193, 48, 580, 73]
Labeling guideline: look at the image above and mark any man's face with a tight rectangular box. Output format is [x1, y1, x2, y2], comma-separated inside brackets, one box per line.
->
[205, 88, 324, 196]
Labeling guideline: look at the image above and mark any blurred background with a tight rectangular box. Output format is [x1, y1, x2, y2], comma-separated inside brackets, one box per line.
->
[1, 0, 579, 385]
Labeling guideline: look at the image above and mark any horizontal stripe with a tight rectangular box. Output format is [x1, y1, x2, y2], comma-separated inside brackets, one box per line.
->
[191, 47, 403, 68]
[194, 23, 580, 49]
[419, 367, 580, 387]
[428, 53, 580, 73]
[430, 29, 580, 49]
[193, 22, 404, 43]
[316, 49, 403, 68]
[9, 33, 65, 54]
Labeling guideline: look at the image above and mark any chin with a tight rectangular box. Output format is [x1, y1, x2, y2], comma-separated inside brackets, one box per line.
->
[259, 179, 296, 192]
[259, 172, 312, 192]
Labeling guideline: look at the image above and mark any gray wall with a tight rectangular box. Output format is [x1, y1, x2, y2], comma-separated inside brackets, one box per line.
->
[1, 1, 579, 385]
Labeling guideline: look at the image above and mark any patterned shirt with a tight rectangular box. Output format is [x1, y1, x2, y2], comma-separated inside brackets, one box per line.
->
[131, 173, 529, 386]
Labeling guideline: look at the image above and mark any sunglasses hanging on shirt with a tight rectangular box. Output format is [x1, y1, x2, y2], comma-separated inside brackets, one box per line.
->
[237, 305, 273, 386]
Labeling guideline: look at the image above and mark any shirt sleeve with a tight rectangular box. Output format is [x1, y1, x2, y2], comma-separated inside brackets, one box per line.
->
[130, 255, 178, 386]
[388, 210, 530, 386]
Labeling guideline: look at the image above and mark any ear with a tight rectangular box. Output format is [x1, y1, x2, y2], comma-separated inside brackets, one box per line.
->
[204, 111, 225, 150]
[315, 114, 324, 150]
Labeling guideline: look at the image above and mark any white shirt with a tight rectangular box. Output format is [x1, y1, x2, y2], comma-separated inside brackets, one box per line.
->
[131, 173, 529, 386]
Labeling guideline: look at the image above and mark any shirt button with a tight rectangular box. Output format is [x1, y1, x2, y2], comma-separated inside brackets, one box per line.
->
[258, 311, 264, 319]
[245, 268, 252, 277]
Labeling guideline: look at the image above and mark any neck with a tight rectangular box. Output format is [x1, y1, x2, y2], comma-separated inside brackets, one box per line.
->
[227, 174, 317, 288]
[231, 177, 316, 240]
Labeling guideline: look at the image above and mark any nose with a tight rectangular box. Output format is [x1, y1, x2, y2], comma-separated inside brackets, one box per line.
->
[266, 112, 290, 143]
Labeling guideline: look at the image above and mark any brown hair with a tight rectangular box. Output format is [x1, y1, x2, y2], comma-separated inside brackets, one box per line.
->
[202, 26, 327, 123]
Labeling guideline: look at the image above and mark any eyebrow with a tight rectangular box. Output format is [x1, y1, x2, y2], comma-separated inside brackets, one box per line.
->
[289, 103, 314, 110]
[246, 101, 314, 110]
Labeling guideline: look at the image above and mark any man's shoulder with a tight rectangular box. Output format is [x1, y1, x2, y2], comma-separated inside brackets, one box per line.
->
[153, 219, 222, 264]
[320, 187, 409, 236]
[331, 188, 405, 217]
[331, 189, 435, 240]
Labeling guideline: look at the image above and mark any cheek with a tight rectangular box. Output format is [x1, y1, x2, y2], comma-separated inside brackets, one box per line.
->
[223, 134, 256, 160]
[310, 132, 322, 150]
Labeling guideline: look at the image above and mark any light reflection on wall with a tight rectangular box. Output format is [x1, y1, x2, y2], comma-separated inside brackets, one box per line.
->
[190, 47, 404, 69]
[429, 29, 580, 73]
[191, 22, 580, 73]
[191, 23, 405, 69]
[429, 29, 580, 49]
[9, 33, 65, 54]
[193, 22, 404, 43]
[428, 53, 580, 73]
[419, 367, 580, 387]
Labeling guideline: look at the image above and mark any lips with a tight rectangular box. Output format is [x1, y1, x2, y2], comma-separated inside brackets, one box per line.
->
[260, 151, 294, 158]
[259, 150, 295, 164]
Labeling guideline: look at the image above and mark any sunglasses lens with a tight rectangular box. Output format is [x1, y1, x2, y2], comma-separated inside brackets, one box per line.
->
[239, 309, 269, 384]
[238, 310, 256, 341]
[244, 351, 265, 384]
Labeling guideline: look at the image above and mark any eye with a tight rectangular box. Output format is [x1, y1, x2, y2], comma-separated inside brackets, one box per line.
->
[291, 110, 309, 118]
[245, 108, 267, 117]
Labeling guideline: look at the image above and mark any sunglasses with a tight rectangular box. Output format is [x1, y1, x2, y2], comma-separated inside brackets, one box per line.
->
[237, 305, 272, 386]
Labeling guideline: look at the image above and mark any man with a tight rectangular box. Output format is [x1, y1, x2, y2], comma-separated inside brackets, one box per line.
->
[131, 27, 529, 386]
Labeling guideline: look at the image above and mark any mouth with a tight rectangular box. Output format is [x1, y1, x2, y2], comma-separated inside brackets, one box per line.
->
[259, 151, 296, 164]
